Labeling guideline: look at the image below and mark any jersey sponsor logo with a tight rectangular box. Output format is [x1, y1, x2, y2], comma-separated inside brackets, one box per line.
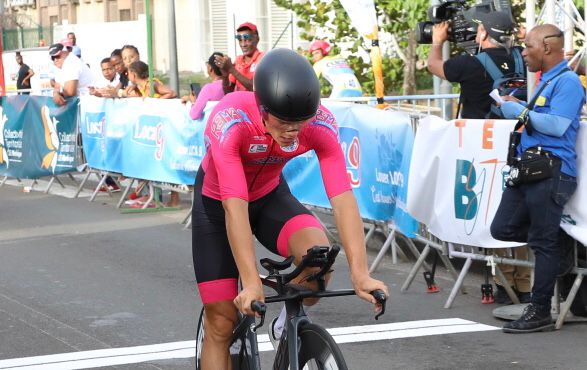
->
[132, 115, 165, 161]
[249, 143, 268, 153]
[339, 126, 361, 188]
[280, 138, 299, 152]
[210, 108, 252, 139]
[311, 108, 338, 137]
[249, 156, 288, 165]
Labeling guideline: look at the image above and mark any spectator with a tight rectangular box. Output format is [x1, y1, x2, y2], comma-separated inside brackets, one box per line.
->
[491, 24, 585, 333]
[427, 11, 524, 119]
[67, 32, 82, 59]
[215, 22, 264, 93]
[111, 48, 129, 89]
[49, 40, 93, 106]
[126, 60, 179, 207]
[308, 39, 363, 98]
[181, 52, 225, 120]
[15, 52, 34, 95]
[121, 45, 140, 70]
[90, 57, 121, 97]
[127, 61, 177, 99]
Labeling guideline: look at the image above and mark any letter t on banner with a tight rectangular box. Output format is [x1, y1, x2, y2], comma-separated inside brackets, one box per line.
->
[339, 0, 385, 108]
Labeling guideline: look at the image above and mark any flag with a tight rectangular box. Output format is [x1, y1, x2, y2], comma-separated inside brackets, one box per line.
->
[339, 0, 385, 108]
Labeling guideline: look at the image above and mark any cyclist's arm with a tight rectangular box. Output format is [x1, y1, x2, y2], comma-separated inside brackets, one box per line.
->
[310, 110, 389, 303]
[223, 197, 262, 288]
[330, 191, 369, 277]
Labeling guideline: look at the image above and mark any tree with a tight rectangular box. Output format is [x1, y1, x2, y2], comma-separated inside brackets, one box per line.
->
[273, 0, 431, 96]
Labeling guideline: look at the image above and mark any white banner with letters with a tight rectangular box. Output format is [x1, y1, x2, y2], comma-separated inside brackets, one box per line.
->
[407, 116, 587, 247]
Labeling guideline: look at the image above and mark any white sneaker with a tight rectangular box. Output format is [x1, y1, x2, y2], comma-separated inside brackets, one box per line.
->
[268, 317, 281, 351]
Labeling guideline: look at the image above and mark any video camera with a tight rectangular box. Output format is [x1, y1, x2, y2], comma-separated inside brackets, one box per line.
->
[416, 0, 514, 54]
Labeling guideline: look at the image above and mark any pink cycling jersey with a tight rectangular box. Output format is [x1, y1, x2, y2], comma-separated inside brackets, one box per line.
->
[201, 91, 350, 202]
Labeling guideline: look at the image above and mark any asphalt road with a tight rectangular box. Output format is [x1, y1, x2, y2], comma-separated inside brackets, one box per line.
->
[0, 180, 585, 370]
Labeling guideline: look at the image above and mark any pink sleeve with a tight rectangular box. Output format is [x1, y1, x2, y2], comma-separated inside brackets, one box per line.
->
[190, 83, 213, 120]
[310, 107, 352, 199]
[206, 109, 250, 201]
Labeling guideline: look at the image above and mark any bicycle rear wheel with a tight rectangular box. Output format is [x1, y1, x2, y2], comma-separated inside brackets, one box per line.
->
[195, 307, 205, 370]
[296, 323, 348, 370]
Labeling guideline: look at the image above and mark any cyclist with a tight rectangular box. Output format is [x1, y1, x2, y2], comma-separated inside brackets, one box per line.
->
[192, 48, 389, 370]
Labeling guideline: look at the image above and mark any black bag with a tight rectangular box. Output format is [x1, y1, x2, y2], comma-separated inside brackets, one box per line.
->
[506, 148, 560, 187]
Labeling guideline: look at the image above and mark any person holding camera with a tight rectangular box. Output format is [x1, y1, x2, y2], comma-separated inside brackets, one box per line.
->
[491, 24, 585, 333]
[427, 11, 524, 119]
[428, 10, 532, 304]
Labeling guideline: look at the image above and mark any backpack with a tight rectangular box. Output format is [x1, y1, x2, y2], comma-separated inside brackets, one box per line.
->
[475, 48, 526, 119]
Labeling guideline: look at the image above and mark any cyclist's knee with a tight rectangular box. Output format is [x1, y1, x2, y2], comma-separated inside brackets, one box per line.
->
[204, 301, 238, 343]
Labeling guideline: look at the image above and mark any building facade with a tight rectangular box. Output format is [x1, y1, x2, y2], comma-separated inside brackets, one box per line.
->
[2, 0, 298, 74]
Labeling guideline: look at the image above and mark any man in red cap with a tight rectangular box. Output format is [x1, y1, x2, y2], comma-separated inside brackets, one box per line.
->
[215, 22, 264, 93]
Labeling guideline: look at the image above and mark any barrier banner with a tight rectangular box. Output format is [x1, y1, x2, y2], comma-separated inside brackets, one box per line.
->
[408, 116, 587, 247]
[561, 121, 587, 246]
[284, 102, 418, 237]
[80, 97, 205, 185]
[0, 95, 79, 179]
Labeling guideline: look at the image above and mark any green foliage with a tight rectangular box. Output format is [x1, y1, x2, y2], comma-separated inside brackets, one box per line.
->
[273, 0, 432, 95]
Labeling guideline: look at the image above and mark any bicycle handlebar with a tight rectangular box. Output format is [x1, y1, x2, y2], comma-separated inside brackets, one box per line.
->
[250, 300, 267, 332]
[371, 289, 387, 320]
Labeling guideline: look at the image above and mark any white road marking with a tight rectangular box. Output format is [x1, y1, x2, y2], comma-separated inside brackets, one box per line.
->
[0, 318, 499, 369]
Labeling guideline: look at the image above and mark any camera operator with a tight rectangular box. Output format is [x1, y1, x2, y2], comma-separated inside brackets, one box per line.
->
[491, 24, 585, 333]
[427, 11, 523, 119]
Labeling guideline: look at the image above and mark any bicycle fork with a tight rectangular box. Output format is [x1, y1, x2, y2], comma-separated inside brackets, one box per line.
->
[273, 308, 311, 370]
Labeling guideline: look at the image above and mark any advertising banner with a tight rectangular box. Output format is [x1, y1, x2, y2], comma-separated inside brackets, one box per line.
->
[407, 116, 587, 247]
[0, 95, 79, 179]
[284, 102, 418, 237]
[561, 121, 587, 246]
[80, 96, 205, 185]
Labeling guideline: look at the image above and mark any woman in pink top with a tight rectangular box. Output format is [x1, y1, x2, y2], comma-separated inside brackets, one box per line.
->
[192, 49, 388, 370]
[182, 52, 226, 120]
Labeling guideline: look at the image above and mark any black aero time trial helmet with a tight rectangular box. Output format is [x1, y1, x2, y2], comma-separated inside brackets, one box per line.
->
[254, 48, 321, 122]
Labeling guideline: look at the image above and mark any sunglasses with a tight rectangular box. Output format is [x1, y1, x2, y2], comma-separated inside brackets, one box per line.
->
[51, 54, 63, 61]
[235, 34, 255, 41]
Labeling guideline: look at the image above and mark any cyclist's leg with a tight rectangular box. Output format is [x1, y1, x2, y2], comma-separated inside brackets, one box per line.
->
[192, 168, 239, 370]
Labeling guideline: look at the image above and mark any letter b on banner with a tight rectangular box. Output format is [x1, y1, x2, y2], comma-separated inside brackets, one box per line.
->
[454, 160, 478, 220]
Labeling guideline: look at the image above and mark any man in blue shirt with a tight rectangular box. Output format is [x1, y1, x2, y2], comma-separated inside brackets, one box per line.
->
[491, 24, 584, 333]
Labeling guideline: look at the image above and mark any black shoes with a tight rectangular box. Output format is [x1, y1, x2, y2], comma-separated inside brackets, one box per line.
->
[495, 285, 532, 305]
[502, 303, 554, 333]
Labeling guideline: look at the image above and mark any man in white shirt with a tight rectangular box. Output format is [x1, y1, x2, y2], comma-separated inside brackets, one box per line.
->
[49, 40, 93, 106]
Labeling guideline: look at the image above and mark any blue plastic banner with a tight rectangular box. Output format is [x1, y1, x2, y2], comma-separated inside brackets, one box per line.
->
[0, 95, 79, 179]
[80, 97, 206, 185]
[283, 102, 418, 237]
[79, 98, 417, 236]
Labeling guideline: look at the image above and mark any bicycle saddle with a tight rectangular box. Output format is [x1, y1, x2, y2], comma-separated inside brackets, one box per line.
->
[261, 255, 295, 272]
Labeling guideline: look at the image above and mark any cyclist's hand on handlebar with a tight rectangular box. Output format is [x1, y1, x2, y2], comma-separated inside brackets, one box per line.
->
[233, 284, 265, 317]
[351, 275, 389, 313]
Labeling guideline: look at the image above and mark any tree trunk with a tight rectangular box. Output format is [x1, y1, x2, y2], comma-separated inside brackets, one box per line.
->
[402, 30, 417, 95]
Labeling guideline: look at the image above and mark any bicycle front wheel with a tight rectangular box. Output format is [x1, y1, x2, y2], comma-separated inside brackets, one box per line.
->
[195, 307, 205, 370]
[296, 323, 348, 370]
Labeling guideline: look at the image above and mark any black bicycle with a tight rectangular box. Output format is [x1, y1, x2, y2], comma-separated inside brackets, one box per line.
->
[195, 245, 387, 370]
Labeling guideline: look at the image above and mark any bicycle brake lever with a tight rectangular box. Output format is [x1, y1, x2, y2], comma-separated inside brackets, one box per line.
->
[251, 301, 266, 332]
[371, 289, 387, 320]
